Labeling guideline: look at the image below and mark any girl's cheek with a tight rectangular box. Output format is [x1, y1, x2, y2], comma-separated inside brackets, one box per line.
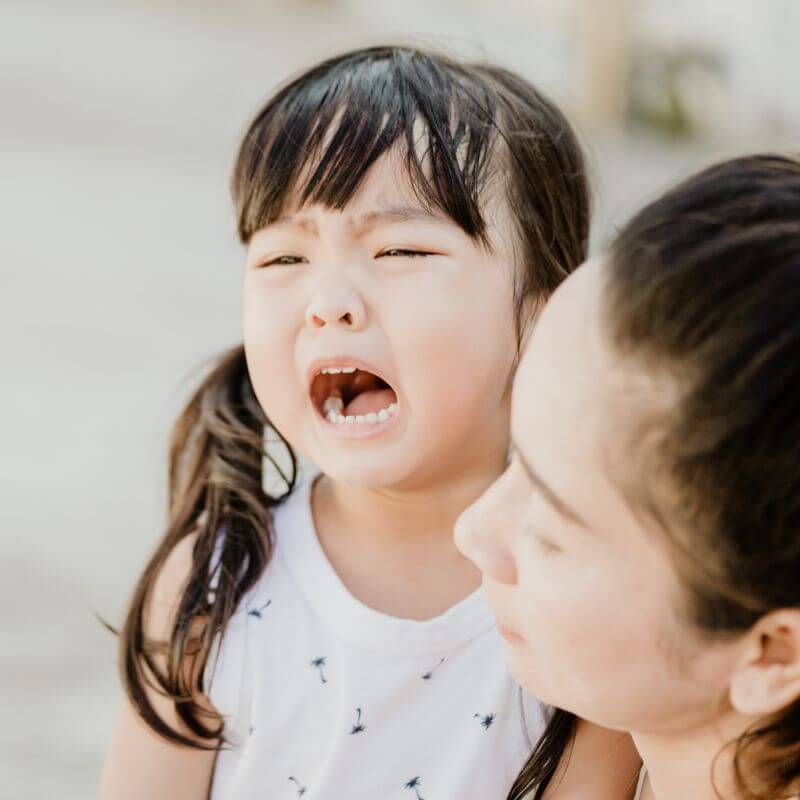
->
[243, 291, 295, 352]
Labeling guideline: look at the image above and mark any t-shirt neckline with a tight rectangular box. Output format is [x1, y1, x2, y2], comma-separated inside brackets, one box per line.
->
[276, 467, 496, 657]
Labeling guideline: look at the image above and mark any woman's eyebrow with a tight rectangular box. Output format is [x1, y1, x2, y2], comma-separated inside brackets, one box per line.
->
[511, 440, 589, 528]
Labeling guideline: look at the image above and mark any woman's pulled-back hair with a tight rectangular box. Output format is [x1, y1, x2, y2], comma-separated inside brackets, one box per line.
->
[511, 156, 800, 799]
[117, 44, 590, 751]
[603, 154, 800, 799]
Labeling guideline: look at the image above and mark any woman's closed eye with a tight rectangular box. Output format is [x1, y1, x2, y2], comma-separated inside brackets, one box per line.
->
[534, 534, 562, 555]
[525, 520, 562, 555]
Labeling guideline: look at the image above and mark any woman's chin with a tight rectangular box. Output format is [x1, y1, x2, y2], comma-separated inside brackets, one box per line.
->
[505, 647, 563, 707]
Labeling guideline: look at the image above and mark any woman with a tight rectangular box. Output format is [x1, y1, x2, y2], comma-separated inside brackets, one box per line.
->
[456, 155, 800, 800]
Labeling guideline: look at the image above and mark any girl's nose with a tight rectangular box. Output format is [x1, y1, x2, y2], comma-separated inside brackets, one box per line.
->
[454, 486, 518, 585]
[305, 283, 367, 331]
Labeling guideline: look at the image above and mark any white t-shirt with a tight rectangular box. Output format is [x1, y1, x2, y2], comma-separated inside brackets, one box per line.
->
[204, 470, 546, 799]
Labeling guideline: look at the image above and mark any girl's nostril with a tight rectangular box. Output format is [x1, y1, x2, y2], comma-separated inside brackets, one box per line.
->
[341, 312, 353, 325]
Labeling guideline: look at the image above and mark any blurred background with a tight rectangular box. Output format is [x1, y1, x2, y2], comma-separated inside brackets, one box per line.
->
[2, 0, 798, 796]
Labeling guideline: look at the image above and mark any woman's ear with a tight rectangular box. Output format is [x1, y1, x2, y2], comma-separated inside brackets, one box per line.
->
[729, 609, 800, 716]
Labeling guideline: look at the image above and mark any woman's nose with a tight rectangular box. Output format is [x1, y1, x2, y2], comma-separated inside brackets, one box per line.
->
[305, 283, 367, 331]
[454, 487, 518, 585]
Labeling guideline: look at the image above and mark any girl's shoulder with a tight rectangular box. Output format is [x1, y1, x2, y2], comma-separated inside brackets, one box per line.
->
[153, 532, 199, 612]
[148, 531, 203, 660]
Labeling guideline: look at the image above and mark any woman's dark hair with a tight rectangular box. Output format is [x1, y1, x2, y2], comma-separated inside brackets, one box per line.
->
[115, 44, 590, 752]
[513, 154, 800, 799]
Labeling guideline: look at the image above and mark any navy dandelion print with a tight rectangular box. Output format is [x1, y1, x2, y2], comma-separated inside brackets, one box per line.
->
[474, 712, 495, 730]
[310, 656, 328, 684]
[404, 777, 425, 799]
[288, 776, 307, 796]
[247, 599, 272, 619]
[421, 658, 445, 680]
[349, 707, 366, 734]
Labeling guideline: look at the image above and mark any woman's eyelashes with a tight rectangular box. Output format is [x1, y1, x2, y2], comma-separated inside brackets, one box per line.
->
[534, 534, 562, 555]
[524, 515, 562, 555]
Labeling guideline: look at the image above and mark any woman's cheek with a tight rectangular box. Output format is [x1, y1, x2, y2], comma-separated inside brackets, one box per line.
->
[517, 550, 605, 663]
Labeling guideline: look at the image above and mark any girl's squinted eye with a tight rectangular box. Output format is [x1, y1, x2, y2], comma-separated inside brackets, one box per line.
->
[376, 248, 436, 259]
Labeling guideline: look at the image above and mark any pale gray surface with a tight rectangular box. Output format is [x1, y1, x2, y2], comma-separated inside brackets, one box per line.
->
[1, 2, 792, 798]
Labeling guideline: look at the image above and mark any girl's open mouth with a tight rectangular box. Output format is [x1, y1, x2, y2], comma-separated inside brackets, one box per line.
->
[310, 366, 399, 427]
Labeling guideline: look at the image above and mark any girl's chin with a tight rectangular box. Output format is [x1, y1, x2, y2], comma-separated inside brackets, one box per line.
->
[311, 453, 416, 489]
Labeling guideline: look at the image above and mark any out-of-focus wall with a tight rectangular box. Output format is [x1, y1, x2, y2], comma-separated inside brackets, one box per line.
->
[2, 2, 796, 797]
[634, 0, 800, 137]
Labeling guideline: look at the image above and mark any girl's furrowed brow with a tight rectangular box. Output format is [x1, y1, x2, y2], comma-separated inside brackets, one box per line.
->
[267, 205, 452, 236]
[356, 205, 451, 231]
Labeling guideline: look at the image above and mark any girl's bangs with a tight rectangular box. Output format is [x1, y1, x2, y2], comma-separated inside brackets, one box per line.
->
[233, 50, 500, 244]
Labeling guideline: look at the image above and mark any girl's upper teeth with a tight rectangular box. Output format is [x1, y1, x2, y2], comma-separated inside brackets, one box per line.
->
[320, 366, 357, 375]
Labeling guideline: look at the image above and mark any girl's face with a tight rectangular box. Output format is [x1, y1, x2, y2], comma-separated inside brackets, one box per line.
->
[243, 149, 518, 489]
[455, 257, 743, 736]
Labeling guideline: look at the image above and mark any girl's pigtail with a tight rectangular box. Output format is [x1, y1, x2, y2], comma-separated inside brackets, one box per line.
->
[117, 345, 295, 748]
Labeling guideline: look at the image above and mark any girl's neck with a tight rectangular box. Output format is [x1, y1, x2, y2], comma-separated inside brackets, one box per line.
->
[310, 447, 508, 620]
[634, 716, 742, 800]
[324, 460, 504, 542]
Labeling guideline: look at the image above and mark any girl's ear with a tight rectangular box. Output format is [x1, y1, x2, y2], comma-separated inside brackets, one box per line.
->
[729, 609, 800, 716]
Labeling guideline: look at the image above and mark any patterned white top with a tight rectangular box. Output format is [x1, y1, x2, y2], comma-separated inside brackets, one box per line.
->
[204, 468, 546, 800]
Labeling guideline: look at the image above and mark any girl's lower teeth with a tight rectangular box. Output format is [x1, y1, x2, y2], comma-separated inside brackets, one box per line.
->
[324, 402, 398, 425]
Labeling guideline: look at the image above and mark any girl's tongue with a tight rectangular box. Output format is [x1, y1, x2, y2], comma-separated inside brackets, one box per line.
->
[344, 387, 396, 417]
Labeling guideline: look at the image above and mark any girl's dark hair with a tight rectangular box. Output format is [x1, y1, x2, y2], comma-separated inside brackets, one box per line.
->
[515, 155, 800, 799]
[116, 45, 590, 753]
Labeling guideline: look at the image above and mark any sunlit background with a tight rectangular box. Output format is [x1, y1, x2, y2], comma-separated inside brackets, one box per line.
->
[3, 0, 798, 796]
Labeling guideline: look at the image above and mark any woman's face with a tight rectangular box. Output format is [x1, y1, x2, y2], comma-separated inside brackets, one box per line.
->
[455, 257, 743, 736]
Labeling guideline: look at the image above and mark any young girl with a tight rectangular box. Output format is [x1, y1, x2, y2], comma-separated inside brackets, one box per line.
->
[456, 155, 800, 799]
[100, 46, 637, 799]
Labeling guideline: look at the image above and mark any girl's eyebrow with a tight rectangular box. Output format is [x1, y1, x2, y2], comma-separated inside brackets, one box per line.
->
[269, 205, 451, 235]
[511, 439, 589, 528]
[358, 206, 450, 229]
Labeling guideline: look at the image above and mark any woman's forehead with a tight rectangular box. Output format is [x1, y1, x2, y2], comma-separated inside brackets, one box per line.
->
[516, 260, 604, 385]
[512, 257, 683, 535]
